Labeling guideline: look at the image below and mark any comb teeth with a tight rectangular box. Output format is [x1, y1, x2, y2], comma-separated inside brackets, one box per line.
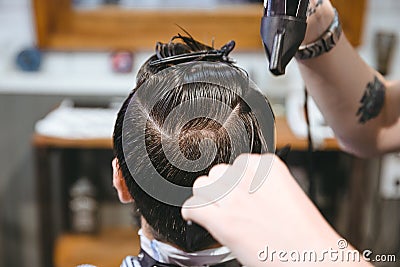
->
[150, 40, 236, 67]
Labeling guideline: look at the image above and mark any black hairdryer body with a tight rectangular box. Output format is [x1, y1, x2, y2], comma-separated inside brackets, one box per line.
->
[261, 0, 309, 76]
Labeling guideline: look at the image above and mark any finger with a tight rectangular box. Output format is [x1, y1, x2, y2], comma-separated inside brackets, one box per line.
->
[191, 175, 226, 207]
[231, 153, 276, 193]
[248, 154, 276, 193]
[230, 153, 260, 189]
[193, 172, 240, 206]
[208, 164, 229, 180]
[181, 196, 219, 219]
[206, 164, 233, 195]
[192, 175, 213, 189]
[181, 196, 220, 226]
[182, 197, 235, 248]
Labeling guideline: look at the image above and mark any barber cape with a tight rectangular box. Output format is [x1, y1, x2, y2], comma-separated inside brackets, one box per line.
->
[121, 229, 241, 267]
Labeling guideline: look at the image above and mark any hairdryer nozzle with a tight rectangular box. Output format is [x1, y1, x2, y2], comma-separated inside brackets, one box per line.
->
[261, 0, 309, 76]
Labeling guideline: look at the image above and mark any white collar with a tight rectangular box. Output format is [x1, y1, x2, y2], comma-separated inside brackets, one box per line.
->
[138, 229, 235, 267]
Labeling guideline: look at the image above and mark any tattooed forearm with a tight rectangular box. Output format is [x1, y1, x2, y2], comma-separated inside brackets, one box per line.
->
[356, 76, 386, 124]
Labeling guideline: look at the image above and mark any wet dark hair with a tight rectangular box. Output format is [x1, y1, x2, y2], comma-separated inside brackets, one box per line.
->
[113, 34, 273, 252]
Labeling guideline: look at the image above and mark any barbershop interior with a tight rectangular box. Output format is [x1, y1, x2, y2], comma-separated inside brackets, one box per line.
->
[1, 0, 400, 266]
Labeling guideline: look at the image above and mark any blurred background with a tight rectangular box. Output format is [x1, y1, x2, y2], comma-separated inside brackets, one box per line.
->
[0, 0, 399, 266]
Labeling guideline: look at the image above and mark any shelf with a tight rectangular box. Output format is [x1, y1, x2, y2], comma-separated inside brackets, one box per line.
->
[34, 0, 263, 51]
[33, 0, 366, 51]
[54, 227, 140, 267]
[33, 116, 339, 150]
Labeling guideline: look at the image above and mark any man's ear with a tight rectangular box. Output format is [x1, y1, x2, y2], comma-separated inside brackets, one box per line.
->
[112, 158, 134, 203]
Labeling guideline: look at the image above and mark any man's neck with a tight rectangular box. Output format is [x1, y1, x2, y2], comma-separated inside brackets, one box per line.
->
[137, 224, 236, 267]
[140, 216, 223, 251]
[140, 216, 155, 240]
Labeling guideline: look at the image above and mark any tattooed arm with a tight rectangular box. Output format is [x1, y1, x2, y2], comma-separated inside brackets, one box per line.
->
[296, 0, 400, 157]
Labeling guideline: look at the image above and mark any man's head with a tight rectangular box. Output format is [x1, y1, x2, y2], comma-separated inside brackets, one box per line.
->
[113, 35, 274, 252]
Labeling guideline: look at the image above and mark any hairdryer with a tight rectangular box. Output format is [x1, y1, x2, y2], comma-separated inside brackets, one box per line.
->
[261, 0, 309, 76]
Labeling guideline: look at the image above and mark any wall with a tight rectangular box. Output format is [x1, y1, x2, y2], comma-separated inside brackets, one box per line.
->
[360, 0, 400, 77]
[0, 95, 65, 267]
[0, 2, 125, 267]
[0, 1, 39, 267]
